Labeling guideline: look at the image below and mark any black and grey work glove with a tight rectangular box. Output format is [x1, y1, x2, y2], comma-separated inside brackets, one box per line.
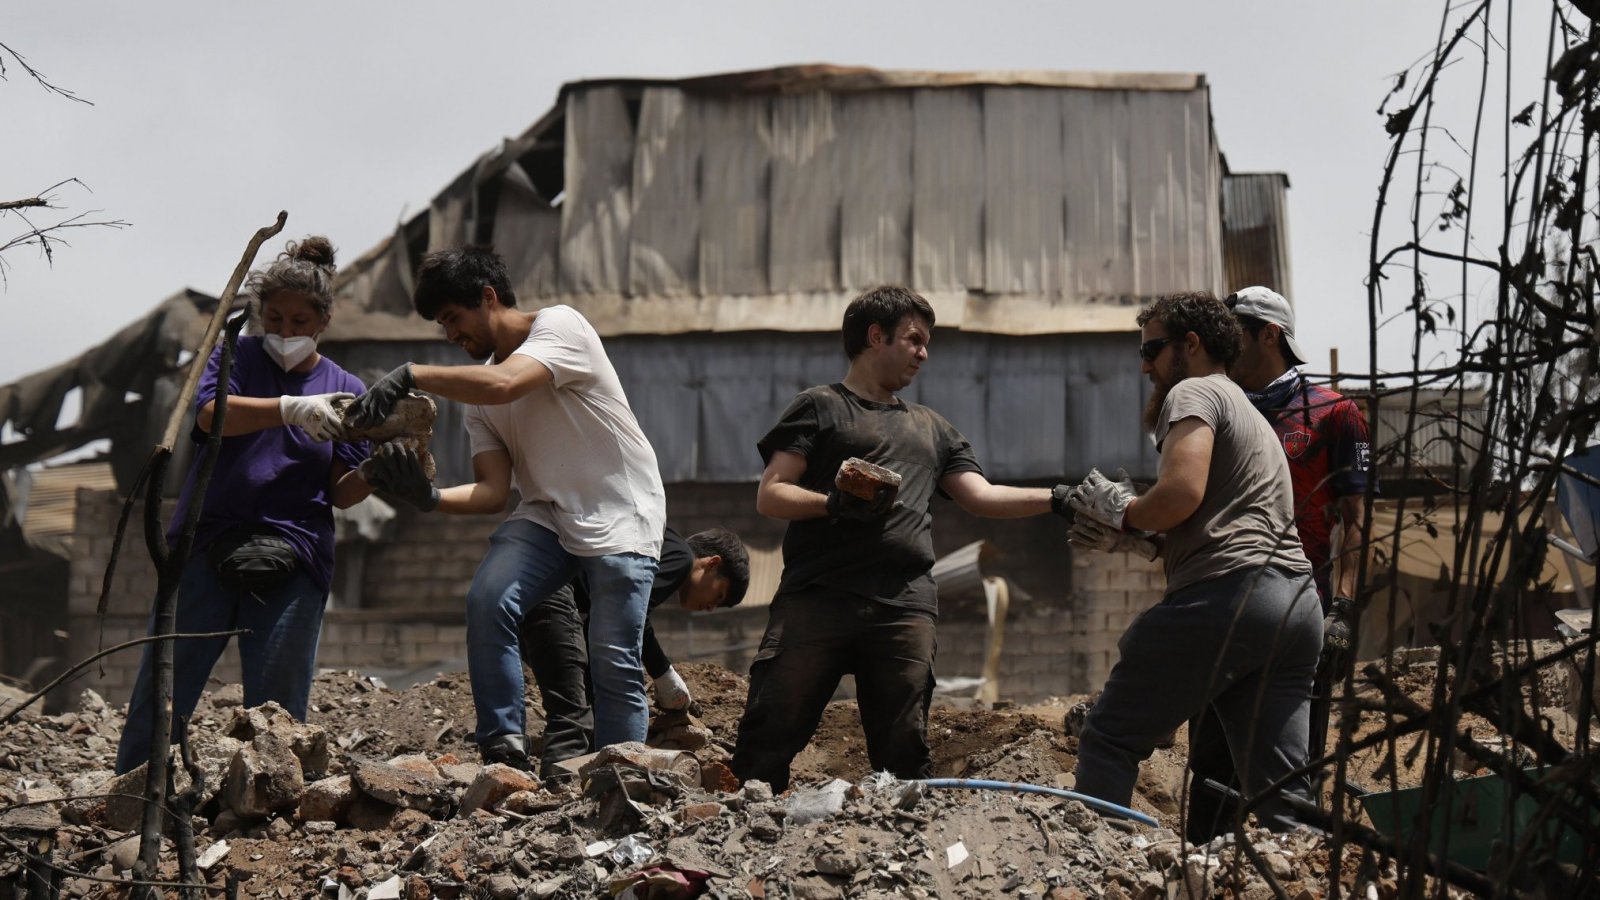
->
[826, 487, 897, 523]
[1050, 484, 1074, 520]
[367, 441, 440, 512]
[1068, 467, 1138, 530]
[344, 364, 415, 431]
[1320, 596, 1355, 676]
[1067, 518, 1160, 561]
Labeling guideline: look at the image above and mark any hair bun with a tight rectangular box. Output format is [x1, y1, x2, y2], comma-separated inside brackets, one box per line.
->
[286, 235, 337, 269]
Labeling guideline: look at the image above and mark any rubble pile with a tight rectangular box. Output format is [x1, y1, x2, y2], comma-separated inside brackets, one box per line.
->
[0, 661, 1514, 898]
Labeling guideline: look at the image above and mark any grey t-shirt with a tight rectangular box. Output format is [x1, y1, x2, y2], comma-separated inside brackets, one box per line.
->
[1152, 374, 1312, 593]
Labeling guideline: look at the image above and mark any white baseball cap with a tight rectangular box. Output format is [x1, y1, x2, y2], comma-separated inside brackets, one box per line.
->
[1226, 286, 1307, 366]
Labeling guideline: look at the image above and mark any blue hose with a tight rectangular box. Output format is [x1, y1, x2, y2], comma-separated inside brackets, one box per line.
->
[917, 778, 1159, 828]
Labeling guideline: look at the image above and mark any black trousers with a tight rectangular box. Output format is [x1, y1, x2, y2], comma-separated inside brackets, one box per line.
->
[518, 584, 676, 775]
[730, 588, 937, 793]
[518, 584, 594, 774]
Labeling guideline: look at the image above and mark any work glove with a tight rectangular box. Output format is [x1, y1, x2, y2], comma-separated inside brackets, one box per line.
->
[366, 441, 440, 512]
[1067, 518, 1160, 561]
[279, 392, 353, 442]
[1320, 596, 1355, 677]
[343, 363, 415, 431]
[653, 666, 693, 711]
[1068, 467, 1138, 530]
[1049, 484, 1074, 520]
[826, 487, 898, 523]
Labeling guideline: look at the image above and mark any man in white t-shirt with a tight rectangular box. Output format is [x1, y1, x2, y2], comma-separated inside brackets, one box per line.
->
[346, 245, 666, 770]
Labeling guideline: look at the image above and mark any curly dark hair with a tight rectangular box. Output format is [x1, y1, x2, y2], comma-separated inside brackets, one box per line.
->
[687, 527, 750, 608]
[1136, 291, 1242, 367]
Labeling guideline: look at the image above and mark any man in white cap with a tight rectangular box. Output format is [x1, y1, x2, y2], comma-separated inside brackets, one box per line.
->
[1176, 285, 1374, 842]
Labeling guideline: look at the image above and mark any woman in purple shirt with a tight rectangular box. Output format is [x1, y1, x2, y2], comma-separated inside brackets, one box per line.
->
[116, 237, 373, 774]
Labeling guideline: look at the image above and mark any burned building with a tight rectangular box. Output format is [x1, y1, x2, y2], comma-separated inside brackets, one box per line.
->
[0, 65, 1293, 707]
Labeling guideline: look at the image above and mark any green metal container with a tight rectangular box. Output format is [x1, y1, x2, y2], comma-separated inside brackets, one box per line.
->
[1358, 769, 1591, 871]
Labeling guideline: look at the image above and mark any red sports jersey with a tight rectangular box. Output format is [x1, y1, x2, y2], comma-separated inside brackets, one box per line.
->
[1250, 375, 1372, 606]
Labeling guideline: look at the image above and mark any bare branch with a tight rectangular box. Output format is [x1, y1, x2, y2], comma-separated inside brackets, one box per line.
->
[0, 39, 90, 104]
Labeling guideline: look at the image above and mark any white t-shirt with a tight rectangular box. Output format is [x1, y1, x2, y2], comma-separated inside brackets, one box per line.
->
[464, 305, 666, 559]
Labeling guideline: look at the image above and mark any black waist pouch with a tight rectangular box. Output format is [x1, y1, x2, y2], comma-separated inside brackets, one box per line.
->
[206, 526, 300, 594]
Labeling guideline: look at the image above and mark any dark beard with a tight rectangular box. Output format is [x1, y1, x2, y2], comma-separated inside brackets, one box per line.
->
[1142, 384, 1169, 434]
[1141, 353, 1189, 434]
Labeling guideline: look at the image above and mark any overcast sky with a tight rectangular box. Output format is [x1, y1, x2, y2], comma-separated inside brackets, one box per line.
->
[3, 1, 1544, 388]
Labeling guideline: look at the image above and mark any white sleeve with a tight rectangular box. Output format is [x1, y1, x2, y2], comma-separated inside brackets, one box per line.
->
[464, 404, 504, 458]
[513, 306, 593, 389]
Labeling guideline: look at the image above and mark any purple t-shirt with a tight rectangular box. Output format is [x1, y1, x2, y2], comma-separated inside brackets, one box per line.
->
[168, 336, 367, 592]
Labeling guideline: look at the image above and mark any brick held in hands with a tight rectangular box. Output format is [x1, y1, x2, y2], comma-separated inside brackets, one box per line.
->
[834, 457, 902, 503]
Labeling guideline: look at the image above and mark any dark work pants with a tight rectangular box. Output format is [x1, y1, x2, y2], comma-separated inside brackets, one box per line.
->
[519, 587, 678, 775]
[518, 584, 594, 775]
[730, 589, 936, 793]
[1075, 565, 1322, 833]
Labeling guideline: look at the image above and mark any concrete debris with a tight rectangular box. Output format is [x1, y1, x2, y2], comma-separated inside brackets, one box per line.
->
[196, 838, 230, 870]
[350, 758, 454, 816]
[456, 762, 539, 816]
[336, 392, 439, 481]
[0, 657, 1528, 897]
[298, 774, 356, 823]
[224, 730, 305, 819]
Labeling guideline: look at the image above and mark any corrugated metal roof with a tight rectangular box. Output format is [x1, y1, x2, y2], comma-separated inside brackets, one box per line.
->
[1222, 172, 1293, 297]
[19, 461, 117, 557]
[327, 68, 1235, 341]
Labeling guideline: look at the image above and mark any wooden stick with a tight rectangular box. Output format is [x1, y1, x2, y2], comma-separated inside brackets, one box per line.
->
[158, 211, 285, 452]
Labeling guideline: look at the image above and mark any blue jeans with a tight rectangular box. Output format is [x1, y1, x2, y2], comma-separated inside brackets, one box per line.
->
[116, 552, 327, 774]
[466, 519, 656, 749]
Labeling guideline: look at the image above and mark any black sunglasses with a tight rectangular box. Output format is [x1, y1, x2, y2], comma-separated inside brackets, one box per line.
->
[1139, 337, 1174, 362]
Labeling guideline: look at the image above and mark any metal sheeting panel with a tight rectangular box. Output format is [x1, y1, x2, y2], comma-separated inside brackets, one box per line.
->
[839, 92, 913, 289]
[768, 93, 840, 292]
[561, 86, 635, 293]
[493, 163, 561, 300]
[984, 88, 1065, 294]
[1222, 173, 1292, 297]
[335, 79, 1235, 337]
[697, 97, 771, 296]
[1062, 89, 1132, 301]
[911, 89, 985, 291]
[428, 168, 476, 254]
[629, 88, 701, 296]
[327, 333, 1158, 485]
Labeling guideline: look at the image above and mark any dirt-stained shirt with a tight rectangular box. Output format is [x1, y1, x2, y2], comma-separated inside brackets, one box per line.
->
[758, 383, 982, 614]
[1152, 374, 1312, 593]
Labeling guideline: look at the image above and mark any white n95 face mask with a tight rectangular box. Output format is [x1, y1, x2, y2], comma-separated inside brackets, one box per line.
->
[264, 334, 318, 371]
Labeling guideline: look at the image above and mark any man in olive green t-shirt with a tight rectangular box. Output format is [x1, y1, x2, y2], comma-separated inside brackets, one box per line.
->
[1066, 291, 1321, 835]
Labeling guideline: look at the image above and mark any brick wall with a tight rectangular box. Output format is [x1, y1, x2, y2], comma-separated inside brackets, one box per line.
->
[63, 486, 1165, 711]
[1066, 547, 1166, 692]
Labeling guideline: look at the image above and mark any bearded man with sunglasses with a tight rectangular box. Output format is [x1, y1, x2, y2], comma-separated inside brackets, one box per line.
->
[1065, 291, 1321, 835]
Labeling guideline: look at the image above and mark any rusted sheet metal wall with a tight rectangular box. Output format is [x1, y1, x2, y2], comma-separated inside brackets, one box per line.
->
[326, 333, 1158, 484]
[333, 80, 1230, 338]
[698, 97, 771, 297]
[561, 86, 635, 293]
[911, 89, 985, 290]
[1221, 172, 1292, 297]
[629, 88, 701, 296]
[768, 93, 839, 292]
